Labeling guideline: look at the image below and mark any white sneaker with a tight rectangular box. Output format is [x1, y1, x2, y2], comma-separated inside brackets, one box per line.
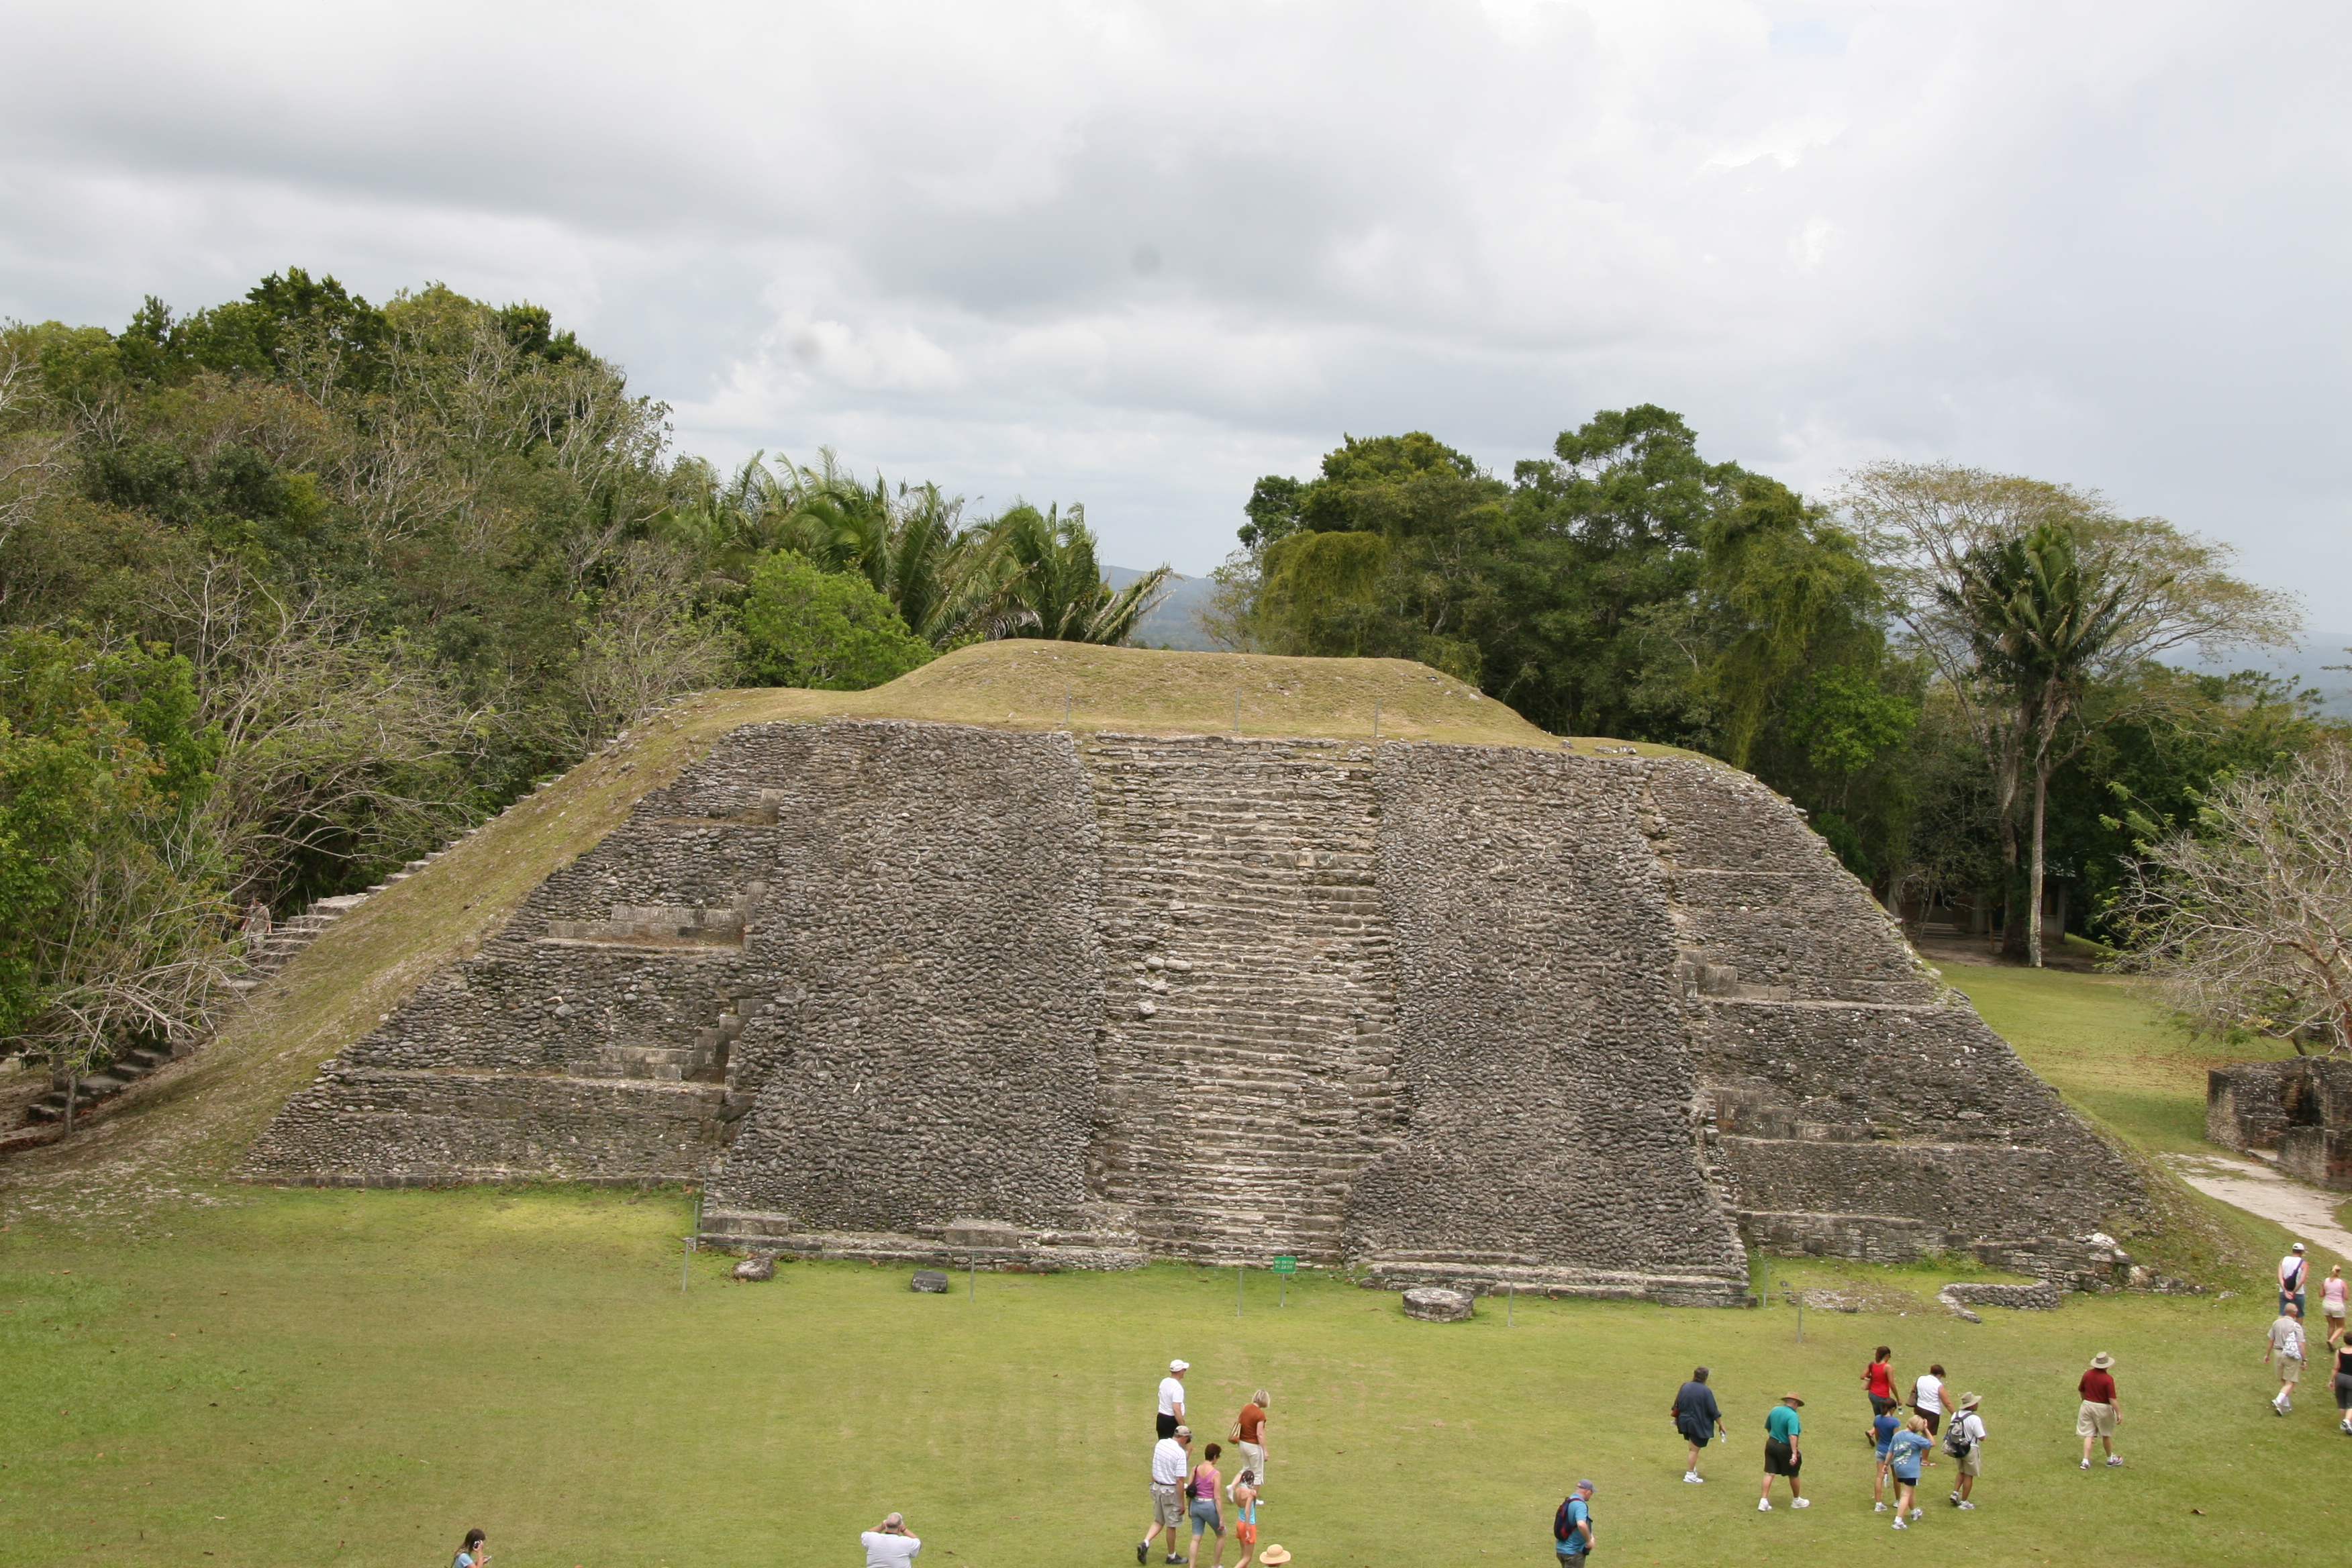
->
[1893, 1517, 1908, 1530]
[2079, 1459, 2091, 1471]
[1758, 1498, 1772, 1512]
[2106, 1456, 2124, 1467]
[1949, 1491, 1961, 1505]
[1910, 1508, 1923, 1520]
[1957, 1501, 1976, 1510]
[1874, 1502, 1888, 1513]
[1683, 1472, 1704, 1484]
[1790, 1498, 1810, 1509]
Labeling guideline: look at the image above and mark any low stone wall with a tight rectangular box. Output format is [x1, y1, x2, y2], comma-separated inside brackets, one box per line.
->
[2209, 1057, 2352, 1190]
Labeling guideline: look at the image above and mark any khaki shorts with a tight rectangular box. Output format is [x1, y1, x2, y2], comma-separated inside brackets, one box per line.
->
[1957, 1447, 1983, 1478]
[2077, 1400, 2116, 1438]
[2279, 1354, 2304, 1384]
[1151, 1485, 1184, 1528]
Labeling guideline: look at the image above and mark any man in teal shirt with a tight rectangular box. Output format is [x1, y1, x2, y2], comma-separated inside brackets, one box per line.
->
[1759, 1393, 1808, 1511]
[1553, 1479, 1595, 1559]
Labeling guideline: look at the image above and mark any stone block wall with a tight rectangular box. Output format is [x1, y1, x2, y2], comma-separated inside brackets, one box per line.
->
[245, 718, 2143, 1295]
[2211, 1057, 2352, 1190]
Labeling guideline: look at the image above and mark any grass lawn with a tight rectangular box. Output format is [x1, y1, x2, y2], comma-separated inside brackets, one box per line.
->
[7, 1183, 2347, 1568]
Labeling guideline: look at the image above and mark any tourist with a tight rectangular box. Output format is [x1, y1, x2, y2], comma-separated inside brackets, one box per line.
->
[1870, 1404, 1902, 1512]
[1141, 1426, 1192, 1565]
[2322, 1264, 2347, 1346]
[2267, 1301, 2308, 1416]
[1553, 1479, 1596, 1561]
[1947, 1393, 1986, 1509]
[1669, 1366, 1724, 1482]
[1230, 1469, 1261, 1568]
[451, 1528, 489, 1568]
[1912, 1363, 1950, 1457]
[2280, 1242, 2310, 1318]
[1885, 1416, 1933, 1529]
[1187, 1442, 1228, 1568]
[1234, 1389, 1270, 1499]
[862, 1514, 922, 1568]
[1160, 1360, 1191, 1440]
[2333, 1332, 2352, 1436]
[2077, 1353, 2122, 1469]
[1861, 1346, 1897, 1439]
[1758, 1393, 1808, 1511]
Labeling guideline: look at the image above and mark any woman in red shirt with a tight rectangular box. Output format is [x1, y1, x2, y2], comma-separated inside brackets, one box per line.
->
[1861, 1346, 1898, 1442]
[2077, 1353, 2121, 1468]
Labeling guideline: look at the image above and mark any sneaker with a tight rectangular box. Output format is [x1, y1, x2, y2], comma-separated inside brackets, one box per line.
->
[1874, 1502, 1888, 1513]
[2079, 1459, 2091, 1471]
[1758, 1498, 1773, 1512]
[1957, 1501, 1976, 1510]
[1790, 1498, 1810, 1510]
[1910, 1508, 1923, 1521]
[2282, 1399, 2293, 1414]
[1683, 1471, 1704, 1484]
[1138, 1547, 1149, 1566]
[1893, 1518, 1908, 1530]
[1949, 1492, 1961, 1506]
[2105, 1456, 2124, 1467]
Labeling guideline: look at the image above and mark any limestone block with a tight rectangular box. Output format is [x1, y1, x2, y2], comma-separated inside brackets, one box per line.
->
[1402, 1286, 1474, 1322]
[910, 1269, 951, 1293]
[733, 1253, 776, 1281]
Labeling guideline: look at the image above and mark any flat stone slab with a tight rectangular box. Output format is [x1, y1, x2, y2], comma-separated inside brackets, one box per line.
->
[732, 1254, 776, 1282]
[911, 1269, 951, 1293]
[1402, 1286, 1475, 1322]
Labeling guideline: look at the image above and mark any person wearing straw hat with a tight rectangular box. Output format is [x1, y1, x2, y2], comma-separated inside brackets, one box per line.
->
[1946, 1393, 1987, 1509]
[2077, 1353, 2122, 1469]
[1759, 1393, 1808, 1510]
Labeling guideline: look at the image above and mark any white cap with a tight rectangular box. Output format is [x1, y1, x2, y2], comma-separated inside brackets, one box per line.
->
[2293, 1242, 2307, 1253]
[1169, 1359, 1189, 1372]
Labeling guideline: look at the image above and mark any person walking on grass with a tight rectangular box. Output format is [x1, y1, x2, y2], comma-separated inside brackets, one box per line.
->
[2077, 1353, 2122, 1469]
[2322, 1264, 2346, 1346]
[452, 1528, 489, 1568]
[861, 1514, 921, 1568]
[2333, 1332, 2352, 1436]
[1759, 1393, 1808, 1511]
[1553, 1479, 1596, 1561]
[1142, 1426, 1191, 1565]
[1861, 1346, 1897, 1439]
[1884, 1416, 1933, 1530]
[1870, 1404, 1903, 1513]
[1946, 1393, 1987, 1510]
[2267, 1302, 2308, 1416]
[2280, 1242, 2310, 1318]
[1912, 1363, 1950, 1461]
[1159, 1360, 1191, 1440]
[1230, 1469, 1260, 1568]
[1233, 1389, 1269, 1500]
[1187, 1442, 1228, 1568]
[1671, 1366, 1725, 1483]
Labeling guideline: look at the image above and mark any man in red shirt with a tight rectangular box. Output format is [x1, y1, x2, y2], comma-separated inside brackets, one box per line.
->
[2076, 1352, 2122, 1469]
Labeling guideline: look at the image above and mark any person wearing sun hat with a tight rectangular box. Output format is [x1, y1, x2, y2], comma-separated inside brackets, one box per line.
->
[1947, 1393, 1987, 1509]
[1759, 1393, 1808, 1511]
[2077, 1353, 2122, 1469]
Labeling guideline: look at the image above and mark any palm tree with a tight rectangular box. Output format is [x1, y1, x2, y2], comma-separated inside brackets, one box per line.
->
[985, 502, 1171, 645]
[1939, 523, 2137, 965]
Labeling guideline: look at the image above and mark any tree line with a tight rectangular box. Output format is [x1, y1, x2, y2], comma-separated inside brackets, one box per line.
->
[0, 270, 1162, 1080]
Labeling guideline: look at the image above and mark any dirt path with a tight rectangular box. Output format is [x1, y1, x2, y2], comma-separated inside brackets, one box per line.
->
[2162, 1151, 2352, 1263]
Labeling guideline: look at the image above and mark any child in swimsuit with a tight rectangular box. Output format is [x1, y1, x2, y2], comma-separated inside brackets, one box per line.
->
[1230, 1469, 1259, 1568]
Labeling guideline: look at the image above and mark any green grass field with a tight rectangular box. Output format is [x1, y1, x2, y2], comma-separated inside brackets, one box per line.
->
[2, 652, 2340, 1566]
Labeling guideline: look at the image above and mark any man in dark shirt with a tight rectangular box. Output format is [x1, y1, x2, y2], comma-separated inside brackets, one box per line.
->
[1670, 1366, 1726, 1483]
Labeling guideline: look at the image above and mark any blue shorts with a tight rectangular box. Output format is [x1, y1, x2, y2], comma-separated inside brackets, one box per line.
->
[1189, 1499, 1222, 1537]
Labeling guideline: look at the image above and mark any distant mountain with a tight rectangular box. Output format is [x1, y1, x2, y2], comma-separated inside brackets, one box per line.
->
[2167, 632, 2352, 718]
[1105, 565, 1223, 650]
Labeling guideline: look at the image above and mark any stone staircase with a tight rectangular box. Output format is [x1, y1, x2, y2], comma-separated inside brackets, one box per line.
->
[1083, 735, 1404, 1265]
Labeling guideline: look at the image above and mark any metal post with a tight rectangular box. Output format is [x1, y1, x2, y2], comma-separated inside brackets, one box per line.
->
[1279, 1273, 1285, 1309]
[969, 1259, 977, 1300]
[681, 1236, 693, 1292]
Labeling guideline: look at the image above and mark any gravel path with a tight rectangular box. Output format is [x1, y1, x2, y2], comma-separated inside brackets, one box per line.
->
[2162, 1150, 2352, 1261]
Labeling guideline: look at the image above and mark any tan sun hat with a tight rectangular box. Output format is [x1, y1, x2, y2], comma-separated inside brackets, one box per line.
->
[2090, 1353, 2115, 1369]
[1782, 1391, 1806, 1406]
[1258, 1549, 1291, 1566]
[1958, 1391, 1982, 1410]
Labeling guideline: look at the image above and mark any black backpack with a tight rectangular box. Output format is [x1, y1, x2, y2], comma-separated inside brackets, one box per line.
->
[1554, 1496, 1579, 1542]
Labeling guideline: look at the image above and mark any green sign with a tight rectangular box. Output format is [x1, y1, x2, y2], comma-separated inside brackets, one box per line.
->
[1271, 1255, 1297, 1275]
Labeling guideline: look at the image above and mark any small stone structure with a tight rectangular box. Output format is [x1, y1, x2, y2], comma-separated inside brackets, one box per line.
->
[732, 1253, 776, 1281]
[242, 719, 2145, 1300]
[2208, 1058, 2352, 1189]
[1937, 1279, 2063, 1322]
[1402, 1286, 1475, 1322]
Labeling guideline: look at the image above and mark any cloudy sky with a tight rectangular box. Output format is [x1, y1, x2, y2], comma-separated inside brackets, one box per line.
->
[3, 1, 2344, 612]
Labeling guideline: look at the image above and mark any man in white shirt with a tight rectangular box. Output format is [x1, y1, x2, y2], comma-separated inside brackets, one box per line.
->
[2280, 1242, 2310, 1318]
[2267, 1302, 2308, 1415]
[1157, 1359, 1190, 1440]
[1138, 1426, 1192, 1565]
[1946, 1394, 1988, 1509]
[862, 1512, 921, 1568]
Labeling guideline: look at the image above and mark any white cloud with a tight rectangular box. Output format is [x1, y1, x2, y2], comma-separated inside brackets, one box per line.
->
[0, 0, 2341, 605]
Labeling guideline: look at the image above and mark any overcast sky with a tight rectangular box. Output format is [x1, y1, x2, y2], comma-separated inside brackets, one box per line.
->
[3, 1, 2344, 616]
